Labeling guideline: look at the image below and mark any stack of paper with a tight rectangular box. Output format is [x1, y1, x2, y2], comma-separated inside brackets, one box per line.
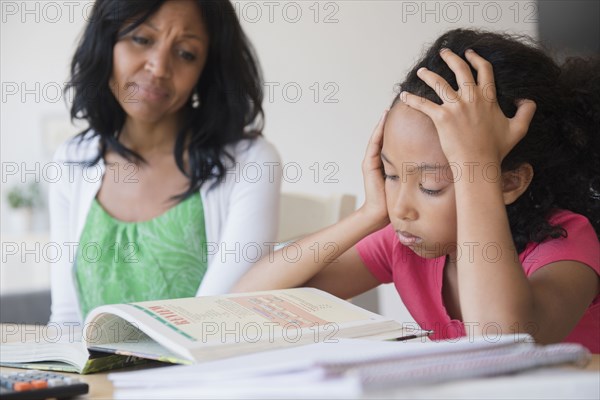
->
[108, 334, 590, 399]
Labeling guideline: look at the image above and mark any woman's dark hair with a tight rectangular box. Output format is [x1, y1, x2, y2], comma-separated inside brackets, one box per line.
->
[65, 0, 264, 198]
[393, 28, 600, 252]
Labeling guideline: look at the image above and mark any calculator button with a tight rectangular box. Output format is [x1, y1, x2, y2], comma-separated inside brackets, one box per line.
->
[30, 380, 48, 389]
[47, 378, 65, 387]
[13, 381, 33, 391]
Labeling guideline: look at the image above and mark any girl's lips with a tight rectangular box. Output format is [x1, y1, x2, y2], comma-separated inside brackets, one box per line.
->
[396, 230, 423, 246]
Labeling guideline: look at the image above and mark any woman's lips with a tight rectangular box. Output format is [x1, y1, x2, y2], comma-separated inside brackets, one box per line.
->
[132, 83, 169, 101]
[396, 230, 423, 246]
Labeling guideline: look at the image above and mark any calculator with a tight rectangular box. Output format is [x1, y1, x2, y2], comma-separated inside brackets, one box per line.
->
[0, 370, 89, 400]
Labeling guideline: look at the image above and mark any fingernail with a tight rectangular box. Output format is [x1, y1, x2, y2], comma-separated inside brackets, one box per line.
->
[440, 48, 449, 53]
[417, 67, 427, 74]
[465, 48, 474, 54]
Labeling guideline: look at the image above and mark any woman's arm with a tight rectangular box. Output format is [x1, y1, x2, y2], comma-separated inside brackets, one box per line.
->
[48, 143, 82, 324]
[196, 139, 283, 296]
[403, 49, 599, 343]
[232, 112, 390, 295]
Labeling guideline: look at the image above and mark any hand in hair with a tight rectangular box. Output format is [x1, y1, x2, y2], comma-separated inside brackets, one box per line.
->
[359, 110, 390, 230]
[400, 48, 537, 165]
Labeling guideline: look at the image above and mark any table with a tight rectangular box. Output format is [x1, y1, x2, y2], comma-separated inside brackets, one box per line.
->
[2, 356, 598, 399]
[1, 324, 599, 399]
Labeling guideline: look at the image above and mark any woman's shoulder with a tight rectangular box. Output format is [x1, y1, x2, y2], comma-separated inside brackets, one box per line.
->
[226, 136, 281, 163]
[52, 131, 100, 163]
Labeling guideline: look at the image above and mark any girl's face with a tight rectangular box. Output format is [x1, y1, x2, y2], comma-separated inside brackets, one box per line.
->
[382, 103, 457, 258]
[109, 0, 209, 125]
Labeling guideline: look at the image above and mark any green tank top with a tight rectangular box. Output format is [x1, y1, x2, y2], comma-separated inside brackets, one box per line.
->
[74, 193, 207, 318]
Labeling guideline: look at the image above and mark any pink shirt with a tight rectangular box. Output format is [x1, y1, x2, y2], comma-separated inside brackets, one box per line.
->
[356, 210, 600, 353]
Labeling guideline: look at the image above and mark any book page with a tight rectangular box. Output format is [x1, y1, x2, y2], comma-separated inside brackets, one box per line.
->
[126, 288, 386, 343]
[84, 288, 404, 362]
[0, 341, 89, 372]
[0, 324, 151, 374]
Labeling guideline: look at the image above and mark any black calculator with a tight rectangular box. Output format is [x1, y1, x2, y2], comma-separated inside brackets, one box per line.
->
[0, 370, 89, 400]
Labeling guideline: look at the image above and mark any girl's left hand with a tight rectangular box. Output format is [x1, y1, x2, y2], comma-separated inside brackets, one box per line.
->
[401, 48, 537, 164]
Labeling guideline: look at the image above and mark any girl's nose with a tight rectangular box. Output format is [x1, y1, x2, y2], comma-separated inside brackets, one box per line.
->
[390, 188, 418, 221]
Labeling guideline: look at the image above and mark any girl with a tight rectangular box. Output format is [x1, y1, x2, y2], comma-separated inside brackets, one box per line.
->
[233, 29, 600, 352]
[50, 0, 281, 324]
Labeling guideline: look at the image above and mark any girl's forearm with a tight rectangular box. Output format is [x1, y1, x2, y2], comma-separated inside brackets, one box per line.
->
[231, 208, 384, 292]
[453, 161, 535, 334]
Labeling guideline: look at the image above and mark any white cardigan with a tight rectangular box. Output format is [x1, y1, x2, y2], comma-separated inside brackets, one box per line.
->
[49, 133, 282, 323]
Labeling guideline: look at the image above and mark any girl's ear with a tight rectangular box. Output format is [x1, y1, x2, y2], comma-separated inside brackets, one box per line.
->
[501, 163, 534, 205]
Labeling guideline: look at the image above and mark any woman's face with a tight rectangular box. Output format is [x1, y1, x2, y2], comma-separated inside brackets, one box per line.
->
[382, 102, 458, 258]
[109, 0, 209, 125]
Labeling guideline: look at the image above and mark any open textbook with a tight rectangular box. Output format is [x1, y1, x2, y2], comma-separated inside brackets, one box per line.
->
[0, 288, 429, 374]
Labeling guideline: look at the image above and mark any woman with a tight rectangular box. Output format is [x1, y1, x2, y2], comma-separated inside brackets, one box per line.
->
[50, 0, 281, 323]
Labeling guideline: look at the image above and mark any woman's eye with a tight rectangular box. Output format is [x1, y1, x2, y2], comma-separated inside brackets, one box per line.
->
[419, 183, 442, 196]
[132, 36, 150, 45]
[383, 173, 399, 181]
[178, 50, 197, 62]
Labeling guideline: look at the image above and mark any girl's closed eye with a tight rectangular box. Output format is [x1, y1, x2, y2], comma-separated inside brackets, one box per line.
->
[383, 172, 399, 181]
[418, 183, 443, 196]
[419, 168, 448, 196]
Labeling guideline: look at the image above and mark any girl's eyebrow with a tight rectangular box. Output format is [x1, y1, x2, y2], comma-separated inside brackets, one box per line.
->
[381, 153, 448, 171]
[419, 163, 448, 171]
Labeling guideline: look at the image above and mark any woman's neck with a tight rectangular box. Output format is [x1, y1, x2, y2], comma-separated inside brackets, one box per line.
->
[119, 116, 181, 157]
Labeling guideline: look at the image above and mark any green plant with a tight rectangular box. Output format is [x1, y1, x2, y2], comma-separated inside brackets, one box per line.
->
[6, 183, 41, 209]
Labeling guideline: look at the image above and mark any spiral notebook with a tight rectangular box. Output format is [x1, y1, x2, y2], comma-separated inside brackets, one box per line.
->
[108, 334, 590, 399]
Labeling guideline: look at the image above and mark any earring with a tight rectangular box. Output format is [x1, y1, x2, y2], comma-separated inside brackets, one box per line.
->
[191, 90, 200, 108]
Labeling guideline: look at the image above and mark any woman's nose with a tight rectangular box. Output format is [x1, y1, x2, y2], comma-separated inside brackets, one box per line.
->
[144, 46, 172, 78]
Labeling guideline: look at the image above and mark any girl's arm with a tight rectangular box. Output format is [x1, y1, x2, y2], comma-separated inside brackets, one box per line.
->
[232, 112, 390, 297]
[231, 209, 383, 297]
[403, 49, 599, 343]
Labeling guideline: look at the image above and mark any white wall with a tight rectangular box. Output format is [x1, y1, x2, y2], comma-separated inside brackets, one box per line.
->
[0, 1, 538, 320]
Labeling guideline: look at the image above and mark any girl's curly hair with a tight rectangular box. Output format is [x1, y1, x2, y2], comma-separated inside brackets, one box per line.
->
[393, 29, 600, 252]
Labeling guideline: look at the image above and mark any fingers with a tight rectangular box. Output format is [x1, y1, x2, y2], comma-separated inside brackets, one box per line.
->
[416, 49, 496, 105]
[439, 48, 476, 87]
[415, 67, 457, 104]
[417, 48, 479, 103]
[510, 99, 537, 137]
[464, 49, 496, 99]
[364, 110, 388, 161]
[369, 109, 387, 146]
[399, 90, 440, 119]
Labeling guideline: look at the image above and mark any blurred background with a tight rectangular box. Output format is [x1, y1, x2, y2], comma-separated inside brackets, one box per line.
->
[1, 0, 598, 323]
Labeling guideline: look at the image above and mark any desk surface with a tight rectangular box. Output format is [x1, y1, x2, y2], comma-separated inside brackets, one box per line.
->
[2, 356, 599, 399]
[1, 324, 599, 400]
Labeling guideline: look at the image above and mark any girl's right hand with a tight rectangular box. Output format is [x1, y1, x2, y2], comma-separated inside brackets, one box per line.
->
[358, 110, 390, 230]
